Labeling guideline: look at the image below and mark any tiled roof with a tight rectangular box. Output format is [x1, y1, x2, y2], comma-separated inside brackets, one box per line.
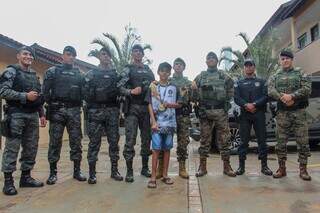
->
[0, 34, 97, 71]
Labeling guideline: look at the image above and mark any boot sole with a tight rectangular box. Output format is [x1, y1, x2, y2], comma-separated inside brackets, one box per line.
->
[19, 184, 44, 188]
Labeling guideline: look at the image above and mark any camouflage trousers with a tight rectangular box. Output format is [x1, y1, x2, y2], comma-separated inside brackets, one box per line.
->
[275, 109, 310, 164]
[48, 107, 83, 163]
[87, 107, 120, 163]
[123, 104, 151, 161]
[1, 112, 39, 173]
[198, 109, 231, 161]
[176, 115, 191, 162]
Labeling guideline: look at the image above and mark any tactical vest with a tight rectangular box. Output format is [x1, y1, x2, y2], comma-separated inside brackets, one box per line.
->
[128, 65, 154, 104]
[89, 69, 118, 103]
[7, 66, 43, 111]
[275, 68, 308, 110]
[52, 66, 82, 104]
[199, 71, 227, 105]
[170, 75, 192, 115]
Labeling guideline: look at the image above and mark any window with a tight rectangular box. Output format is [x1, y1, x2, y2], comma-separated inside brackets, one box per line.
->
[311, 24, 319, 42]
[298, 33, 307, 49]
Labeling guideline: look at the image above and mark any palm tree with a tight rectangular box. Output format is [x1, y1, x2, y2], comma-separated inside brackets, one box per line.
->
[220, 29, 279, 79]
[89, 24, 152, 72]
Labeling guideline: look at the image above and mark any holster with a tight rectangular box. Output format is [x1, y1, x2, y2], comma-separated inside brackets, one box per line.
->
[1, 105, 11, 137]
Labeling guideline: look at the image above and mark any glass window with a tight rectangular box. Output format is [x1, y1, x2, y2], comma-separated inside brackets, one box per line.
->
[298, 33, 307, 49]
[311, 24, 319, 42]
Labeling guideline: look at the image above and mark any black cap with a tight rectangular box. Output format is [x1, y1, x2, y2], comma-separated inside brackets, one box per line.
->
[244, 59, 255, 66]
[99, 47, 112, 57]
[280, 49, 294, 59]
[173, 57, 186, 68]
[131, 44, 144, 55]
[18, 46, 36, 59]
[158, 62, 172, 72]
[206, 52, 218, 60]
[63, 46, 77, 57]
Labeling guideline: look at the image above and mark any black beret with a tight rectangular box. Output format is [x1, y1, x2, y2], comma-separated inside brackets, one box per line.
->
[18, 46, 36, 59]
[173, 57, 186, 67]
[280, 49, 294, 59]
[158, 62, 172, 72]
[206, 51, 218, 60]
[63, 46, 77, 57]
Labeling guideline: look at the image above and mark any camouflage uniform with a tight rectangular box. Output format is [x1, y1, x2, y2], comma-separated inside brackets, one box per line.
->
[43, 63, 86, 184]
[118, 64, 155, 181]
[0, 65, 43, 173]
[43, 64, 84, 164]
[1, 63, 44, 195]
[83, 67, 123, 182]
[194, 68, 233, 160]
[169, 73, 192, 162]
[193, 65, 236, 177]
[268, 67, 311, 164]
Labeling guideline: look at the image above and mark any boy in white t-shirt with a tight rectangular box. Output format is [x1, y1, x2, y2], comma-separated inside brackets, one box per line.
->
[146, 62, 181, 188]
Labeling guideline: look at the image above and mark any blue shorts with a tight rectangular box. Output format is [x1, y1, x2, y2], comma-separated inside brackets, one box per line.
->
[151, 133, 173, 150]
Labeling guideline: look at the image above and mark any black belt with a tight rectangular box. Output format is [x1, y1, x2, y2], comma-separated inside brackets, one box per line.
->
[8, 106, 39, 113]
[201, 104, 224, 110]
[50, 102, 80, 108]
[87, 103, 118, 109]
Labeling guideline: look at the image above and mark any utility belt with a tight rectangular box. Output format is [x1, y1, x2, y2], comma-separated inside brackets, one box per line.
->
[130, 98, 148, 106]
[87, 102, 118, 109]
[200, 102, 224, 110]
[277, 100, 308, 111]
[49, 101, 81, 109]
[7, 104, 39, 114]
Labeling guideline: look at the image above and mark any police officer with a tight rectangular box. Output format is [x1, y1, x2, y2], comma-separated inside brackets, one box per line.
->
[83, 48, 123, 184]
[118, 44, 155, 182]
[234, 59, 273, 176]
[268, 49, 311, 181]
[43, 46, 87, 185]
[192, 52, 236, 177]
[0, 46, 46, 195]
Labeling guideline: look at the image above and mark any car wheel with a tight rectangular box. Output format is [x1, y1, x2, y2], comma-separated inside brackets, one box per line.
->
[229, 123, 241, 155]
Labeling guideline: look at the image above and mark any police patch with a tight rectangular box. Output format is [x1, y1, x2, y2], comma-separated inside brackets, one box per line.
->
[255, 82, 260, 87]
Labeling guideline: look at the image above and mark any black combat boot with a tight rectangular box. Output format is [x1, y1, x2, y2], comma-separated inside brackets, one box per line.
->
[235, 159, 245, 175]
[73, 161, 87, 182]
[3, 172, 17, 196]
[125, 161, 134, 183]
[111, 161, 123, 181]
[88, 162, 97, 184]
[47, 162, 58, 185]
[261, 159, 273, 176]
[20, 170, 44, 188]
[195, 157, 207, 177]
[141, 156, 151, 177]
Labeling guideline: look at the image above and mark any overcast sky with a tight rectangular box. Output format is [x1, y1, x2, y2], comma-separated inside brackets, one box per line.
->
[1, 0, 288, 79]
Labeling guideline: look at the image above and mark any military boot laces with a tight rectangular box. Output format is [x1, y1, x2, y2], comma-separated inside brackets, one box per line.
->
[125, 161, 134, 183]
[88, 163, 97, 184]
[111, 161, 123, 181]
[73, 161, 87, 182]
[273, 160, 286, 178]
[3, 173, 17, 196]
[20, 170, 44, 188]
[299, 164, 311, 181]
[223, 160, 237, 177]
[195, 157, 207, 177]
[156, 158, 164, 179]
[47, 162, 58, 185]
[141, 157, 151, 178]
[261, 160, 273, 176]
[235, 160, 245, 175]
[179, 161, 189, 179]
